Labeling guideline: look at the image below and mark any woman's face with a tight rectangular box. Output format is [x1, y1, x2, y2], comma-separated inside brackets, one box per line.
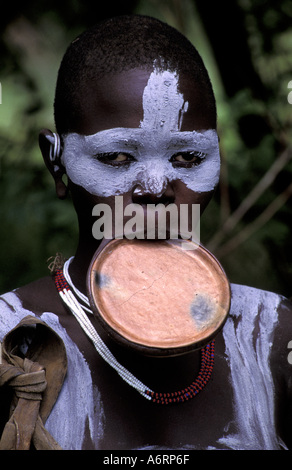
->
[60, 67, 220, 241]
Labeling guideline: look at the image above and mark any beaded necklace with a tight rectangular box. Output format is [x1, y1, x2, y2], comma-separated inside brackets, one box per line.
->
[54, 258, 215, 405]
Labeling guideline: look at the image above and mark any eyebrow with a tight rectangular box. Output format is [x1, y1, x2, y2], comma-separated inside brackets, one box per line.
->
[81, 128, 218, 153]
[166, 132, 216, 152]
[83, 128, 142, 153]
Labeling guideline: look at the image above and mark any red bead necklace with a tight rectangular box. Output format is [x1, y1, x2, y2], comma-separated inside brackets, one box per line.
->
[145, 341, 215, 404]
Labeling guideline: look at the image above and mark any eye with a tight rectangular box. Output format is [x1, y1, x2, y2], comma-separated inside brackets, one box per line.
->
[170, 151, 206, 167]
[95, 152, 136, 166]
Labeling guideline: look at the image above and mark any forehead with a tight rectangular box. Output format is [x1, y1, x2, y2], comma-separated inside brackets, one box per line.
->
[74, 68, 215, 135]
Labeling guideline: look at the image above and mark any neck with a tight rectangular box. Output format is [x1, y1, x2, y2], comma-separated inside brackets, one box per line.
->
[69, 237, 109, 294]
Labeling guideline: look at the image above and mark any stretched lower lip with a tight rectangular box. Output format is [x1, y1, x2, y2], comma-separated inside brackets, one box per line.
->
[123, 208, 178, 240]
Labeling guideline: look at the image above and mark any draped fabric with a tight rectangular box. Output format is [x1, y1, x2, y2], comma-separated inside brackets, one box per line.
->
[0, 315, 67, 450]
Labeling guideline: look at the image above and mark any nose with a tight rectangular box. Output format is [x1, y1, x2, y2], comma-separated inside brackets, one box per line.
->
[132, 183, 175, 205]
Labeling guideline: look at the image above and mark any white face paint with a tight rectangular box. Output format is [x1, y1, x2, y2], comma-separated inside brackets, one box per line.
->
[61, 68, 220, 197]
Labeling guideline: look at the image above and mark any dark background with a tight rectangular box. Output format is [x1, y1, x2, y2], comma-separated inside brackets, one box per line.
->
[1, 0, 292, 297]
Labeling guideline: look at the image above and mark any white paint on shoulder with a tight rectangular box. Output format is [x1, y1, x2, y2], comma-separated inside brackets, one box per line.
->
[41, 312, 105, 449]
[0, 291, 35, 337]
[0, 291, 105, 450]
[219, 283, 286, 450]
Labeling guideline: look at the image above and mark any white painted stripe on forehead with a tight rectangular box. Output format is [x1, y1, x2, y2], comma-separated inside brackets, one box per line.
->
[141, 69, 189, 132]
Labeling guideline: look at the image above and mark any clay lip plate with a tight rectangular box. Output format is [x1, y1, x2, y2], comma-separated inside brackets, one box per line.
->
[87, 239, 231, 354]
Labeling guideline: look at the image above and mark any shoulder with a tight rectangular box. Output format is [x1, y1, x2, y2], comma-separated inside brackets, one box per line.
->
[0, 276, 67, 339]
[223, 282, 287, 348]
[0, 289, 35, 339]
[228, 282, 292, 382]
[222, 284, 292, 449]
[229, 282, 286, 315]
[15, 276, 64, 313]
[228, 282, 291, 332]
[227, 282, 292, 340]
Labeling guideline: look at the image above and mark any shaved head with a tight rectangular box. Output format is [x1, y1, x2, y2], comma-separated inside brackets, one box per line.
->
[54, 15, 217, 135]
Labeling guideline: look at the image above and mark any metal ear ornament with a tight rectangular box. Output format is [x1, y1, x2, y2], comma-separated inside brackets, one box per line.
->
[48, 133, 62, 172]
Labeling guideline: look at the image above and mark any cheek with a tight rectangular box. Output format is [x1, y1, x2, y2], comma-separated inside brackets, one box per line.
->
[69, 180, 114, 214]
[173, 181, 214, 210]
[69, 181, 135, 221]
[197, 191, 214, 214]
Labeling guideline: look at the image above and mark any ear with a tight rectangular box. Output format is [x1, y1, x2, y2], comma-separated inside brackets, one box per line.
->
[39, 129, 68, 199]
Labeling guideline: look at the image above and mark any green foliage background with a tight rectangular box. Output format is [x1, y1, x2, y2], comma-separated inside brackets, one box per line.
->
[0, 0, 292, 297]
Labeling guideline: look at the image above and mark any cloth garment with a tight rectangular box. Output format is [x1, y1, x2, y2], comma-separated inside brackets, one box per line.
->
[0, 315, 67, 450]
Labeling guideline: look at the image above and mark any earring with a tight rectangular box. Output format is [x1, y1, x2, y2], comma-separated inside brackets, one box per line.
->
[47, 133, 62, 172]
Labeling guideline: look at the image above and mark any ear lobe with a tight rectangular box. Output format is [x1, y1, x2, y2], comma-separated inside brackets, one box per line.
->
[39, 129, 62, 173]
[39, 129, 68, 199]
